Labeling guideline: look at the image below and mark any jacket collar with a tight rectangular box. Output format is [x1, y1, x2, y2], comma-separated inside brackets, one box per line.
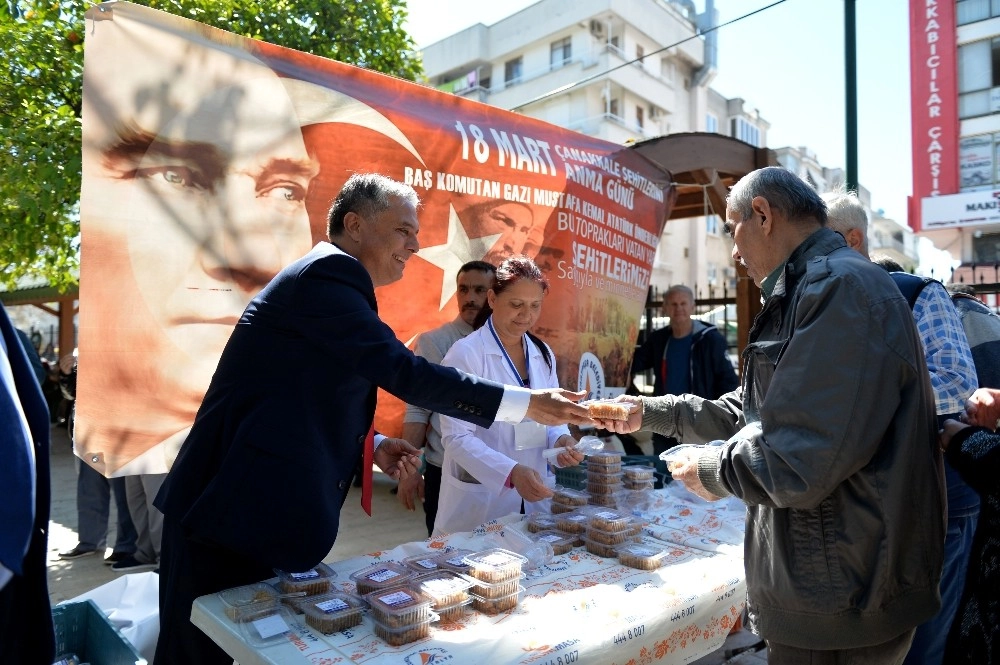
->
[450, 316, 475, 336]
[771, 227, 846, 300]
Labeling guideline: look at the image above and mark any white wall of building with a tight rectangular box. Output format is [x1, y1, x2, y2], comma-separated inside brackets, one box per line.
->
[420, 0, 769, 297]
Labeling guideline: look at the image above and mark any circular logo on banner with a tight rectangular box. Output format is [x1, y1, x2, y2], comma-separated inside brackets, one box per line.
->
[578, 352, 605, 400]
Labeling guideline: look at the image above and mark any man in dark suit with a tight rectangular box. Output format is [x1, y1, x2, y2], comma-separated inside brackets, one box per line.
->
[154, 173, 591, 664]
[0, 302, 55, 664]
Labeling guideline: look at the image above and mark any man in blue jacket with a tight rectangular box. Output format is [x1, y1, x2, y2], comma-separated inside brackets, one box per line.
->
[0, 302, 55, 664]
[631, 284, 738, 454]
[154, 174, 591, 664]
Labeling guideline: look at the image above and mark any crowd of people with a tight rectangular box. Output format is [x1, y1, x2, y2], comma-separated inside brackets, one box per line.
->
[7, 166, 1000, 665]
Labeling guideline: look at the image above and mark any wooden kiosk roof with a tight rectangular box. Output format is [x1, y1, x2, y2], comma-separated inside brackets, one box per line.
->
[629, 132, 779, 354]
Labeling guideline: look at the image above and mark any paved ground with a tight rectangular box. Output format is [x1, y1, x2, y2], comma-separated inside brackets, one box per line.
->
[45, 422, 765, 663]
[46, 423, 430, 604]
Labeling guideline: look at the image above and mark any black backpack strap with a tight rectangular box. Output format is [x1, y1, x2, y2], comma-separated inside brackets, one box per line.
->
[889, 272, 934, 310]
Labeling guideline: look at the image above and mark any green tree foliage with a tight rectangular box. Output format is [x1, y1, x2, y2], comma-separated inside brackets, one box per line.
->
[0, 0, 422, 290]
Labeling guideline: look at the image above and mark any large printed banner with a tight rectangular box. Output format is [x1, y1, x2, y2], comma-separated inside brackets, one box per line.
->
[77, 2, 674, 476]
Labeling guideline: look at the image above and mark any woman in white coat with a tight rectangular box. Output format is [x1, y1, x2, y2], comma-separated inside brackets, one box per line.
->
[433, 256, 583, 536]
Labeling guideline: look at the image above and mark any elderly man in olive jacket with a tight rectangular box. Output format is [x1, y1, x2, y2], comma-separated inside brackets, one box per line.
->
[598, 167, 944, 664]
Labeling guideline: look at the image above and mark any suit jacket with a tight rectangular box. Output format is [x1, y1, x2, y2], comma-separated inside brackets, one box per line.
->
[156, 242, 505, 571]
[0, 303, 54, 664]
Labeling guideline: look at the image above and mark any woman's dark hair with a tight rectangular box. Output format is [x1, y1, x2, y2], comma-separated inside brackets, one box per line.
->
[473, 255, 553, 369]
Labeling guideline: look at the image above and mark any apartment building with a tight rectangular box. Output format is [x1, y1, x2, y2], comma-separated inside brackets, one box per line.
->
[419, 0, 769, 297]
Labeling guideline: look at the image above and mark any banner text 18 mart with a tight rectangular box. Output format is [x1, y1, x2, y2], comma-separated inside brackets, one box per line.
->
[77, 1, 674, 475]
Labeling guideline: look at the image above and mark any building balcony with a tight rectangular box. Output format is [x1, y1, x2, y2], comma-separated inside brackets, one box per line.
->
[565, 112, 660, 140]
[477, 47, 677, 113]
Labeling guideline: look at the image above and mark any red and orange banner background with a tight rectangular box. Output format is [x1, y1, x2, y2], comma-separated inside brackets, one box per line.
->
[77, 2, 674, 475]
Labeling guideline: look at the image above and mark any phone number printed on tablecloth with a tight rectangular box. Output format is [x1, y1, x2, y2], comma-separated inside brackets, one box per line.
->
[612, 623, 645, 645]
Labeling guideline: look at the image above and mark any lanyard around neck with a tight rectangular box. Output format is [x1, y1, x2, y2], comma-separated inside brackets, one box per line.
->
[487, 316, 530, 388]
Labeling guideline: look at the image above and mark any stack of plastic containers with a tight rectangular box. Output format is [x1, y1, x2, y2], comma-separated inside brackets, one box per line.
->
[525, 512, 559, 533]
[583, 508, 637, 557]
[586, 450, 624, 507]
[530, 530, 576, 555]
[550, 487, 589, 514]
[409, 570, 475, 621]
[554, 507, 594, 547]
[622, 465, 656, 491]
[277, 564, 363, 635]
[464, 548, 527, 615]
[366, 586, 435, 646]
[300, 592, 366, 634]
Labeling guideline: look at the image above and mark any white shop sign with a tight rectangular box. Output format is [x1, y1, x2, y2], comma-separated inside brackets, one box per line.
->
[922, 189, 1000, 230]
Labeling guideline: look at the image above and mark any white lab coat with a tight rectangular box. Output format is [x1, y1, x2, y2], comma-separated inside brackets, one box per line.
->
[433, 322, 570, 536]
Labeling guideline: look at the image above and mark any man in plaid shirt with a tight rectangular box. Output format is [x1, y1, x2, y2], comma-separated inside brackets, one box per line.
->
[825, 191, 977, 665]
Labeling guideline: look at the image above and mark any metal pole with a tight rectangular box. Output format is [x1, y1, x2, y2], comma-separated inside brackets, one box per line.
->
[845, 0, 858, 193]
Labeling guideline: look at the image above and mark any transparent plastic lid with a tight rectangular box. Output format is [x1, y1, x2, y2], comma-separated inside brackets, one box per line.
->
[531, 529, 577, 551]
[554, 508, 595, 532]
[365, 586, 434, 627]
[463, 548, 528, 580]
[587, 508, 632, 532]
[402, 553, 443, 574]
[623, 466, 655, 480]
[219, 582, 278, 611]
[301, 591, 365, 619]
[659, 444, 705, 471]
[526, 512, 559, 531]
[617, 542, 670, 570]
[409, 570, 475, 606]
[433, 548, 475, 573]
[349, 561, 413, 592]
[273, 562, 336, 594]
[237, 605, 299, 648]
[586, 449, 626, 464]
[551, 487, 590, 505]
[366, 586, 432, 615]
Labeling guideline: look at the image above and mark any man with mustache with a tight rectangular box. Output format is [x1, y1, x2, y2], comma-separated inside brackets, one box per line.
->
[398, 260, 496, 534]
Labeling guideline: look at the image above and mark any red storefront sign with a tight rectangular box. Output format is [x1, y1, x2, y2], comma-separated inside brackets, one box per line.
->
[909, 0, 959, 231]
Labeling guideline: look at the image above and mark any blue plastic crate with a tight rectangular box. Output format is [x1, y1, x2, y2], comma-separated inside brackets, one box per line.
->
[52, 600, 145, 665]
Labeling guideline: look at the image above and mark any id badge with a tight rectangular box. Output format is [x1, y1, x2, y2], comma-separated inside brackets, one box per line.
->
[514, 419, 547, 451]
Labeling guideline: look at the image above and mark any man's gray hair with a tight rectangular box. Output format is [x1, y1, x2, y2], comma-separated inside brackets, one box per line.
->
[664, 284, 694, 302]
[727, 166, 827, 226]
[327, 173, 419, 238]
[822, 190, 869, 254]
